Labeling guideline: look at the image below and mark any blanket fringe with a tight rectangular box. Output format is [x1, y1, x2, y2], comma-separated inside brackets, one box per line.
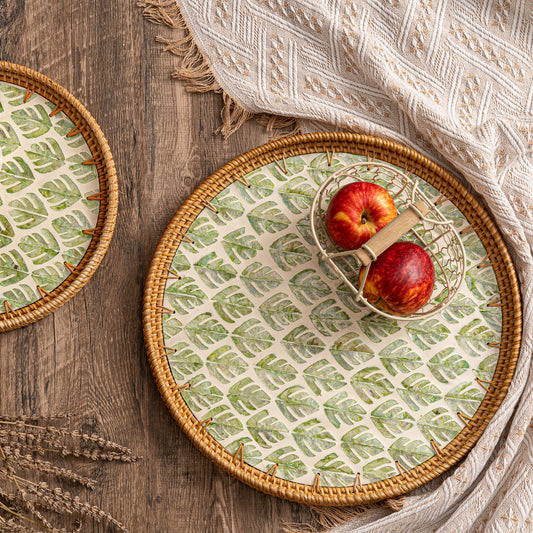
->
[139, 0, 300, 138]
[282, 497, 406, 533]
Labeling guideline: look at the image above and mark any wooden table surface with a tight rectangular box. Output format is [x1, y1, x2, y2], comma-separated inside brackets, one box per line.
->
[0, 2, 314, 531]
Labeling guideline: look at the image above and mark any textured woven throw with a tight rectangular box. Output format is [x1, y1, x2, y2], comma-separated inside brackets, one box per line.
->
[139, 1, 533, 531]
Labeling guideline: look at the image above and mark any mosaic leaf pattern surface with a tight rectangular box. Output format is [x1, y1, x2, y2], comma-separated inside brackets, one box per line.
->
[0, 83, 99, 311]
[163, 153, 502, 487]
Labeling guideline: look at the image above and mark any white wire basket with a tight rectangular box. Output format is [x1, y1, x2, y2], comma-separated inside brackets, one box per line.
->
[310, 161, 466, 321]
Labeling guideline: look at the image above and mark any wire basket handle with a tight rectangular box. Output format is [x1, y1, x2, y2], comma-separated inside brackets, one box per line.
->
[347, 200, 430, 265]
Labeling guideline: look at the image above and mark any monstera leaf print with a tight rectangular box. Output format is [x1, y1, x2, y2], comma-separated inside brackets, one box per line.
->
[281, 325, 325, 363]
[207, 190, 244, 224]
[0, 82, 27, 105]
[269, 233, 312, 271]
[279, 176, 316, 214]
[0, 121, 20, 156]
[330, 333, 373, 370]
[363, 458, 396, 483]
[456, 319, 498, 357]
[265, 447, 307, 481]
[370, 400, 415, 438]
[181, 374, 223, 411]
[324, 392, 366, 428]
[240, 262, 282, 296]
[428, 348, 470, 383]
[378, 340, 423, 376]
[341, 426, 384, 463]
[388, 438, 434, 469]
[194, 252, 237, 288]
[52, 211, 92, 247]
[247, 201, 290, 234]
[184, 312, 228, 349]
[255, 354, 297, 391]
[166, 277, 207, 314]
[226, 437, 263, 467]
[0, 250, 29, 286]
[313, 453, 355, 487]
[231, 319, 275, 358]
[205, 405, 244, 440]
[222, 227, 263, 263]
[465, 265, 498, 300]
[276, 386, 319, 422]
[1, 284, 38, 309]
[39, 175, 82, 210]
[235, 171, 274, 203]
[444, 382, 484, 416]
[303, 359, 346, 396]
[398, 373, 442, 411]
[246, 410, 288, 448]
[228, 377, 270, 416]
[1, 157, 35, 193]
[288, 269, 331, 305]
[167, 342, 203, 382]
[18, 229, 60, 265]
[259, 293, 302, 330]
[310, 299, 352, 336]
[206, 346, 248, 384]
[31, 263, 68, 291]
[26, 138, 66, 173]
[418, 408, 462, 445]
[0, 215, 14, 248]
[212, 285, 253, 323]
[359, 313, 400, 343]
[440, 293, 476, 323]
[293, 419, 336, 457]
[182, 217, 217, 251]
[351, 367, 394, 404]
[406, 319, 450, 350]
[11, 105, 52, 138]
[474, 353, 497, 381]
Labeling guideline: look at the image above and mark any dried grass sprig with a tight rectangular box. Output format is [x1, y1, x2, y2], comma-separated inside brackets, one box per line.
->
[0, 416, 140, 532]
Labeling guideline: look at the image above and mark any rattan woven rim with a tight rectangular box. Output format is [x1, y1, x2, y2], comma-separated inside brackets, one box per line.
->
[0, 61, 118, 332]
[143, 132, 522, 506]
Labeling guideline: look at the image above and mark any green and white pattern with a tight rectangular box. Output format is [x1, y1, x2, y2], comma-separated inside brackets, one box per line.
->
[0, 82, 99, 311]
[162, 153, 502, 487]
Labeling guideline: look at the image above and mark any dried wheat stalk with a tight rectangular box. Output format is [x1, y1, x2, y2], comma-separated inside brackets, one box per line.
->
[0, 415, 140, 532]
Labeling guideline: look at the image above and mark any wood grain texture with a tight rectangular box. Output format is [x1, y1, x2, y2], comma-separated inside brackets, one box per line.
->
[0, 1, 314, 531]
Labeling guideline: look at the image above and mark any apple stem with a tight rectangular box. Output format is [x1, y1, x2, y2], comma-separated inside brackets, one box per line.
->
[361, 217, 367, 224]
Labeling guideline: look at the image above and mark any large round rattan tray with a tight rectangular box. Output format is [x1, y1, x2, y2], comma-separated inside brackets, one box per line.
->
[143, 133, 521, 506]
[0, 62, 118, 332]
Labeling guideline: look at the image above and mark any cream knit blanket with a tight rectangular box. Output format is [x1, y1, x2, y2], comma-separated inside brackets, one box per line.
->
[141, 1, 533, 531]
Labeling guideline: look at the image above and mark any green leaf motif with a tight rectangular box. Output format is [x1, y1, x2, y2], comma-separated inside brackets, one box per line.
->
[295, 214, 315, 246]
[26, 138, 65, 173]
[370, 400, 415, 438]
[39, 174, 82, 210]
[259, 292, 302, 331]
[474, 353, 497, 381]
[52, 115, 75, 137]
[205, 405, 243, 440]
[170, 250, 190, 273]
[310, 299, 352, 336]
[228, 377, 270, 416]
[428, 348, 469, 383]
[267, 156, 307, 181]
[388, 438, 434, 469]
[247, 201, 290, 234]
[231, 319, 274, 358]
[288, 269, 331, 305]
[324, 391, 366, 429]
[276, 386, 319, 422]
[1, 157, 35, 193]
[313, 453, 355, 487]
[359, 313, 400, 343]
[330, 332, 373, 370]
[465, 266, 498, 300]
[193, 252, 237, 289]
[398, 373, 441, 411]
[222, 227, 263, 264]
[281, 325, 325, 363]
[11, 104, 52, 138]
[303, 359, 346, 396]
[279, 176, 316, 214]
[255, 354, 297, 391]
[0, 83, 27, 106]
[182, 217, 217, 251]
[445, 382, 484, 417]
[341, 426, 384, 463]
[226, 437, 262, 467]
[66, 153, 98, 183]
[480, 306, 502, 332]
[265, 447, 307, 481]
[363, 458, 396, 483]
[462, 232, 488, 261]
[0, 121, 20, 156]
[62, 246, 85, 265]
[378, 340, 423, 376]
[336, 282, 365, 313]
[292, 419, 336, 457]
[270, 233, 312, 272]
[167, 342, 203, 381]
[0, 251, 29, 286]
[240, 262, 282, 297]
[455, 318, 498, 357]
[166, 277, 207, 314]
[1, 284, 38, 311]
[247, 410, 288, 448]
[350, 367, 393, 404]
[308, 153, 345, 185]
[181, 374, 223, 411]
[19, 229, 60, 265]
[418, 407, 462, 445]
[440, 293, 477, 324]
[438, 202, 468, 229]
[212, 285, 253, 323]
[0, 215, 14, 248]
[31, 263, 67, 291]
[206, 346, 248, 384]
[162, 316, 182, 339]
[51, 211, 92, 247]
[9, 193, 47, 229]
[208, 190, 244, 224]
[406, 319, 450, 350]
[184, 312, 228, 349]
[235, 171, 274, 203]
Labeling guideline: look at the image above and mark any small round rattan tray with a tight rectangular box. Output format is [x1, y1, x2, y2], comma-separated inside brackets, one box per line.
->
[143, 133, 521, 506]
[0, 62, 118, 332]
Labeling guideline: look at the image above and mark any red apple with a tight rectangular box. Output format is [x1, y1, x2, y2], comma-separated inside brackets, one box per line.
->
[325, 182, 397, 250]
[359, 241, 435, 316]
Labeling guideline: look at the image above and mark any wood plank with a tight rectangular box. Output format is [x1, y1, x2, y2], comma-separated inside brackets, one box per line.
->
[0, 1, 314, 531]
